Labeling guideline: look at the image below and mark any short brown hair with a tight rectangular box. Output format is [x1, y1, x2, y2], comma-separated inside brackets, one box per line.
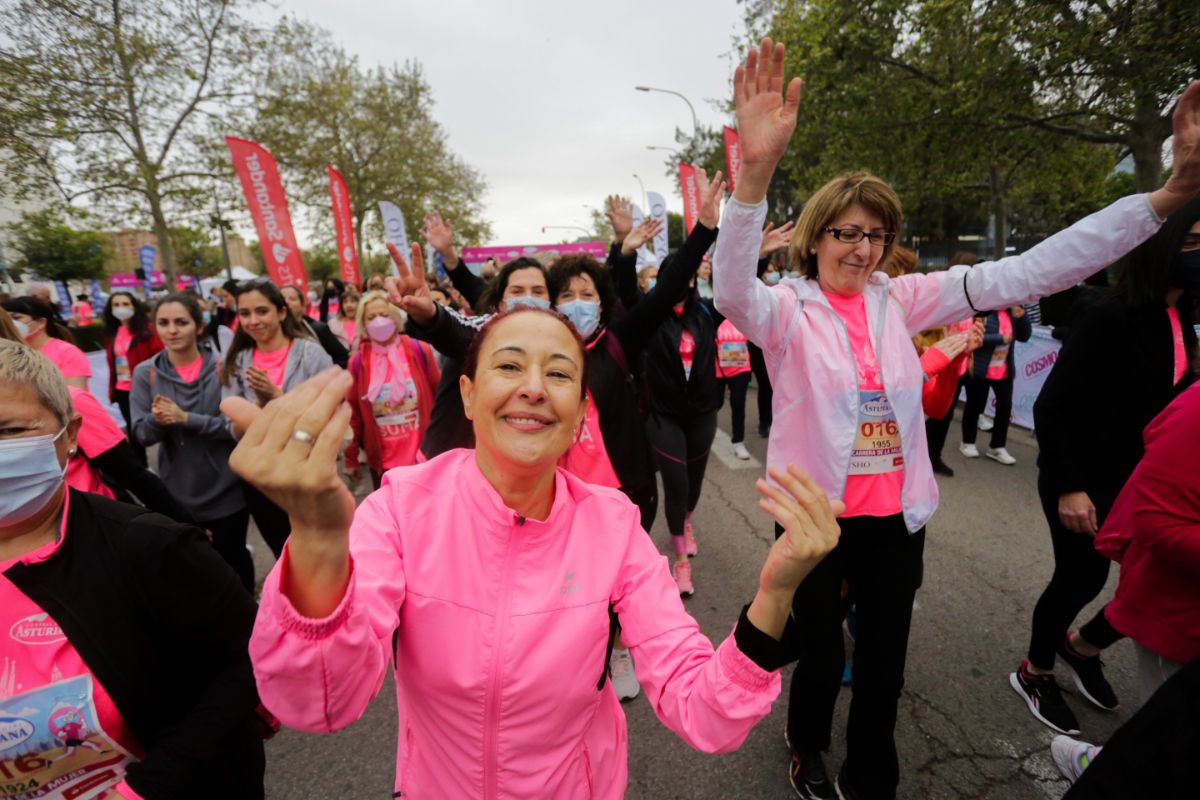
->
[788, 172, 903, 280]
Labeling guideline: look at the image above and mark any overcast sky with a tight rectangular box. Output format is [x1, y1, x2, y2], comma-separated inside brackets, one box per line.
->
[279, 0, 748, 246]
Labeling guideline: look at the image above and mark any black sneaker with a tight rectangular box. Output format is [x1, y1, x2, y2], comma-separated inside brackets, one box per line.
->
[789, 749, 836, 799]
[1057, 635, 1119, 711]
[1009, 661, 1081, 734]
[834, 762, 860, 800]
[931, 460, 955, 477]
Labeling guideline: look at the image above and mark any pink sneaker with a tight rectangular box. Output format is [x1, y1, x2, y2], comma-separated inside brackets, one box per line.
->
[683, 517, 698, 557]
[673, 561, 694, 596]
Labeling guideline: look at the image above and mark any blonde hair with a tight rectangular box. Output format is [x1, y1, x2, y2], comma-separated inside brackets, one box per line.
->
[880, 245, 917, 278]
[788, 172, 903, 280]
[0, 307, 24, 342]
[355, 290, 403, 332]
[0, 338, 75, 427]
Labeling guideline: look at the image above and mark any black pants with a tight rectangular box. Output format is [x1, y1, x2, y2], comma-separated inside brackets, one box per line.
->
[243, 482, 291, 559]
[961, 376, 1013, 448]
[646, 411, 718, 537]
[925, 378, 962, 465]
[749, 343, 772, 433]
[113, 388, 147, 466]
[718, 372, 752, 443]
[206, 508, 254, 593]
[1065, 655, 1200, 799]
[783, 514, 925, 799]
[1027, 472, 1123, 670]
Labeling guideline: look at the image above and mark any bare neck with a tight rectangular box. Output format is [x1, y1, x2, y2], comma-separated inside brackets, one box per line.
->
[473, 449, 556, 521]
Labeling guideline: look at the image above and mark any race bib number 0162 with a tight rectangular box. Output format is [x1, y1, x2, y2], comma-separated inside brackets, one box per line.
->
[848, 391, 903, 475]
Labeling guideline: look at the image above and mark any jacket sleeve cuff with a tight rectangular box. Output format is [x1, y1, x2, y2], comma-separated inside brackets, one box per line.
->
[114, 779, 146, 800]
[265, 543, 357, 640]
[732, 604, 797, 673]
[1142, 193, 1165, 225]
[918, 346, 951, 377]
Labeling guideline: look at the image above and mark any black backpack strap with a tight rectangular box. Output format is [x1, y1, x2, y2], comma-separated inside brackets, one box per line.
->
[597, 604, 619, 691]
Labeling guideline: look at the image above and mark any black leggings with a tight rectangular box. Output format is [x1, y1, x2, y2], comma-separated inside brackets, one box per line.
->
[206, 507, 254, 593]
[718, 372, 752, 443]
[646, 411, 717, 537]
[925, 377, 962, 464]
[962, 376, 1013, 448]
[112, 388, 147, 466]
[243, 482, 292, 559]
[749, 343, 772, 432]
[783, 514, 925, 799]
[1027, 472, 1124, 670]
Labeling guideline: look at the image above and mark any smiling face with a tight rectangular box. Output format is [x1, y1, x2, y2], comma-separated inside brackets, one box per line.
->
[812, 203, 887, 297]
[460, 312, 587, 475]
[236, 290, 286, 344]
[155, 302, 198, 353]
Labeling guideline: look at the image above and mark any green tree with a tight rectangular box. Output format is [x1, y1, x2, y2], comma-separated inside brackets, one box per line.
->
[169, 226, 223, 277]
[0, 0, 266, 286]
[7, 210, 108, 283]
[250, 22, 491, 265]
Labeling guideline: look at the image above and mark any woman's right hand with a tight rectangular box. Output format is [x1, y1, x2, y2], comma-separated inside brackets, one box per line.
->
[1058, 491, 1098, 535]
[385, 242, 437, 326]
[732, 38, 803, 204]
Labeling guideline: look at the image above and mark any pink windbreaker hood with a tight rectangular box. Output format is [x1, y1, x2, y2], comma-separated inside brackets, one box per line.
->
[250, 449, 781, 799]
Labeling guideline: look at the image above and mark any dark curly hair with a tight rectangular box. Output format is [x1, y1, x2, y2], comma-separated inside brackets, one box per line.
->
[547, 254, 617, 330]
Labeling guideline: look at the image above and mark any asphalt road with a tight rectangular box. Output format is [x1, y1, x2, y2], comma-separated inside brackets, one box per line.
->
[250, 393, 1133, 799]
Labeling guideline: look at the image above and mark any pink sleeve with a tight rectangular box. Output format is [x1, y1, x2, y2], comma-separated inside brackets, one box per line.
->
[113, 779, 145, 800]
[48, 339, 93, 378]
[69, 387, 126, 457]
[611, 503, 780, 753]
[248, 488, 405, 733]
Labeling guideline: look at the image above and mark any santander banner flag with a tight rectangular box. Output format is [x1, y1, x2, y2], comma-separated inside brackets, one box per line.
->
[327, 165, 361, 287]
[647, 191, 669, 260]
[226, 137, 308, 292]
[679, 163, 700, 235]
[723, 127, 742, 194]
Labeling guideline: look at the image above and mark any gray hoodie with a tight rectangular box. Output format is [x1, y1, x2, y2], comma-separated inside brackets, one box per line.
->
[219, 336, 333, 403]
[130, 347, 244, 522]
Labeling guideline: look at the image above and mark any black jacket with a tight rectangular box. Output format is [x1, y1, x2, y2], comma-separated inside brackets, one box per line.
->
[3, 490, 265, 799]
[644, 299, 719, 418]
[1034, 294, 1197, 511]
[967, 308, 1033, 381]
[302, 316, 350, 369]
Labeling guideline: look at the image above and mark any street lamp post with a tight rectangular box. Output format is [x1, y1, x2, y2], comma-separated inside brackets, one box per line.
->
[632, 173, 647, 213]
[634, 85, 699, 142]
[541, 225, 592, 240]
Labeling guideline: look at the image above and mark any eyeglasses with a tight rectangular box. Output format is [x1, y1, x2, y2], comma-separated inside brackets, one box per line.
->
[824, 227, 896, 247]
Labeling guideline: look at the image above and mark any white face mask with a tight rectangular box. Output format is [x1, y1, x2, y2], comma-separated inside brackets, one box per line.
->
[13, 319, 29, 338]
[112, 306, 135, 321]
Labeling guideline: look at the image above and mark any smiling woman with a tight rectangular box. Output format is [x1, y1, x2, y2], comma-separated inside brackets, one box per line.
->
[231, 306, 847, 799]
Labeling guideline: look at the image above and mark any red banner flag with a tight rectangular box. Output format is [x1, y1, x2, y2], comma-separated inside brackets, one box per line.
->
[327, 165, 361, 287]
[679, 163, 700, 234]
[723, 127, 742, 194]
[225, 137, 308, 293]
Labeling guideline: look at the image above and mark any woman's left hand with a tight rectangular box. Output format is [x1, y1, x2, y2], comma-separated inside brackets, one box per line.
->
[756, 466, 844, 594]
[695, 167, 727, 230]
[152, 394, 187, 426]
[246, 367, 282, 406]
[1150, 80, 1200, 218]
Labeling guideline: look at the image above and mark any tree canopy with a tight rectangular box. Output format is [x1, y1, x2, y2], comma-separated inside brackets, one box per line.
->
[6, 211, 109, 283]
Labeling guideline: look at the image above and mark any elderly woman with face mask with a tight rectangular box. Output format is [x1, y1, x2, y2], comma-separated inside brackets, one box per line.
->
[0, 339, 265, 800]
[712, 38, 1200, 800]
[230, 307, 845, 800]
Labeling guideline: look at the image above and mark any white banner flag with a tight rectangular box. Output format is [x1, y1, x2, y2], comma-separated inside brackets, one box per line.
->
[631, 205, 652, 266]
[378, 201, 409, 277]
[647, 191, 669, 260]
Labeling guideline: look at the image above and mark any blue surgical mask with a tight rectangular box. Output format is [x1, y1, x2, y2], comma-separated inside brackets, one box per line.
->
[764, 272, 782, 286]
[201, 311, 212, 324]
[557, 299, 601, 338]
[646, 279, 657, 291]
[0, 427, 68, 526]
[504, 296, 551, 312]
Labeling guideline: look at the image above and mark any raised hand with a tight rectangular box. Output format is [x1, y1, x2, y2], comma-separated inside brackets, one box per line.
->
[385, 242, 437, 326]
[694, 167, 727, 230]
[733, 38, 803, 204]
[605, 195, 633, 242]
[420, 211, 455, 255]
[759, 220, 796, 259]
[1150, 80, 1200, 218]
[622, 218, 663, 255]
[756, 465, 843, 592]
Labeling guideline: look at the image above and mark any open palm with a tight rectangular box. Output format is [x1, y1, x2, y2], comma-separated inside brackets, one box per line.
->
[735, 38, 804, 168]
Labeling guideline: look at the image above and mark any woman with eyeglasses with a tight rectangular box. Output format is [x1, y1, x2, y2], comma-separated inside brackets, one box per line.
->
[712, 39, 1200, 799]
[219, 279, 332, 557]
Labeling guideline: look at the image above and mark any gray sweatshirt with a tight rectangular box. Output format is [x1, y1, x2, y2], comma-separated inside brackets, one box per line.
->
[130, 347, 244, 522]
[219, 336, 333, 403]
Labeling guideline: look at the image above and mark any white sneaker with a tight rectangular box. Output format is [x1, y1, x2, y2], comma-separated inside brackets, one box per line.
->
[609, 648, 640, 701]
[978, 414, 994, 431]
[959, 443, 980, 458]
[986, 446, 1016, 465]
[1051, 735, 1100, 784]
[733, 442, 751, 460]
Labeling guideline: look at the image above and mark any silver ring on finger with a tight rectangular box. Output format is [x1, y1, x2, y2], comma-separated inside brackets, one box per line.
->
[291, 429, 316, 446]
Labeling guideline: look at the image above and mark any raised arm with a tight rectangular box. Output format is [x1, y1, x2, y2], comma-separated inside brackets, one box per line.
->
[606, 195, 662, 311]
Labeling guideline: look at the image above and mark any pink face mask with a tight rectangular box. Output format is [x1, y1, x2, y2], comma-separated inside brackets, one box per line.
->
[366, 315, 397, 343]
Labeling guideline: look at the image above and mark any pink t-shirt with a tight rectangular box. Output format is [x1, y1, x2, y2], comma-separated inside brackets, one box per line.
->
[113, 325, 134, 391]
[173, 355, 204, 384]
[342, 320, 357, 347]
[0, 492, 143, 799]
[823, 291, 904, 518]
[251, 343, 291, 390]
[73, 301, 93, 327]
[1168, 306, 1187, 385]
[716, 320, 751, 378]
[65, 386, 125, 500]
[679, 329, 696, 380]
[39, 337, 92, 380]
[367, 352, 422, 470]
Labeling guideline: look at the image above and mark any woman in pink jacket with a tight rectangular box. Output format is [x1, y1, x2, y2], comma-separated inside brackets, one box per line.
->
[230, 307, 845, 799]
[712, 39, 1200, 799]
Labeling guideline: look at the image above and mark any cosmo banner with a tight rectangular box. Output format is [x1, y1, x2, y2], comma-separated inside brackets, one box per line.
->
[327, 165, 361, 287]
[225, 137, 308, 293]
[679, 163, 699, 235]
[723, 127, 742, 193]
[647, 191, 669, 259]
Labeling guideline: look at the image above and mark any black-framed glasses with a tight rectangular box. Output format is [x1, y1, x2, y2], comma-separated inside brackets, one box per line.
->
[824, 226, 896, 247]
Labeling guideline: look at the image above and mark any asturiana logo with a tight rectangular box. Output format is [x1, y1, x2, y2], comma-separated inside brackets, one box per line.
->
[9, 612, 65, 645]
[0, 717, 35, 752]
[861, 397, 893, 417]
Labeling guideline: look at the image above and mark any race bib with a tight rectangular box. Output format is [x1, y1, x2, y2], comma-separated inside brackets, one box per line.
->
[0, 675, 133, 799]
[848, 391, 903, 475]
[989, 345, 1009, 369]
[370, 381, 419, 429]
[718, 341, 749, 369]
[114, 356, 130, 383]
